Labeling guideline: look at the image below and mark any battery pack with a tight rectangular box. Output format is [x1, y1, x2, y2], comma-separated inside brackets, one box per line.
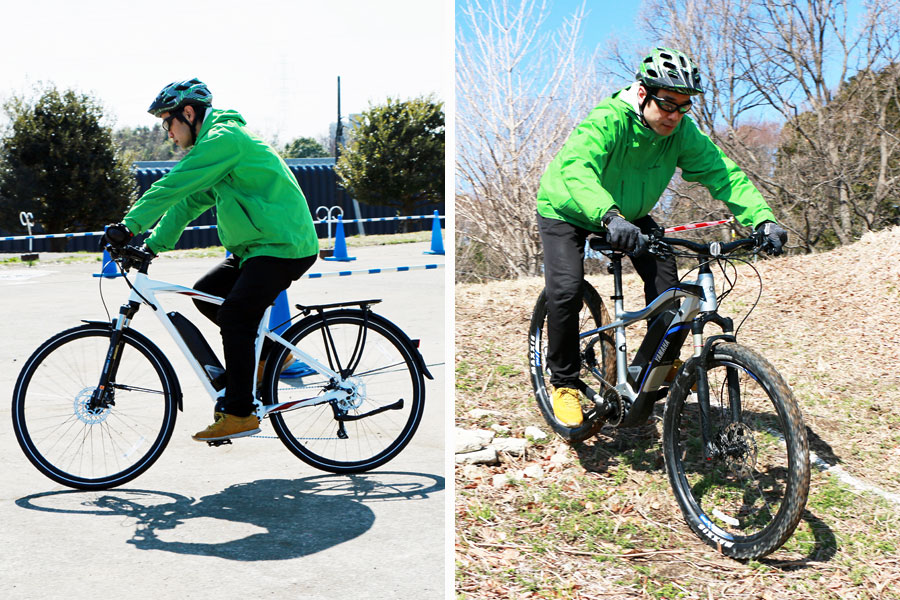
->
[168, 311, 226, 390]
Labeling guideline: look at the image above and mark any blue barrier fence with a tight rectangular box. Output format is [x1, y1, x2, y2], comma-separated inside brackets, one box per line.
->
[0, 214, 445, 251]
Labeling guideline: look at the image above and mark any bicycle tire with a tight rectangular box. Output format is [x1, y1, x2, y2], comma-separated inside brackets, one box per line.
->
[529, 280, 615, 442]
[12, 324, 179, 491]
[261, 310, 425, 473]
[662, 342, 810, 559]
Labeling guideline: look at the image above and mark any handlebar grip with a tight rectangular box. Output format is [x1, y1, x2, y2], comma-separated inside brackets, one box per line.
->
[588, 233, 651, 256]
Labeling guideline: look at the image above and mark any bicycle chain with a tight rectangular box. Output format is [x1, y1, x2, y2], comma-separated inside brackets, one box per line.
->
[590, 371, 625, 428]
[248, 383, 349, 441]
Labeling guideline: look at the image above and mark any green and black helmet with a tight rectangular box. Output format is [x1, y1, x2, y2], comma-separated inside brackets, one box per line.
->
[636, 48, 704, 95]
[148, 78, 213, 116]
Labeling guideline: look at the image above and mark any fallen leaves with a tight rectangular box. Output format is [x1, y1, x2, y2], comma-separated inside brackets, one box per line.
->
[456, 226, 900, 598]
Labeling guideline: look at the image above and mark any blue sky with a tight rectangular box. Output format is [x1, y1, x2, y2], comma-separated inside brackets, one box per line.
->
[456, 0, 649, 87]
[456, 0, 872, 101]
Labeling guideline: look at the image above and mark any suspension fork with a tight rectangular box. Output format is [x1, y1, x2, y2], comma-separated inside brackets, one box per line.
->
[691, 313, 736, 461]
[89, 301, 141, 410]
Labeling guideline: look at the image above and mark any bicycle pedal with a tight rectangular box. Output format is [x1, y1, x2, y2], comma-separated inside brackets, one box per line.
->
[206, 439, 233, 447]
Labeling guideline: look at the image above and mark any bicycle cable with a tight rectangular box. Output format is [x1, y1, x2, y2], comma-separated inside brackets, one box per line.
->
[725, 255, 763, 336]
[96, 257, 120, 324]
[675, 250, 764, 337]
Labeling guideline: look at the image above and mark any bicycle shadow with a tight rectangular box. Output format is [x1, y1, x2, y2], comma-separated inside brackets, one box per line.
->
[15, 471, 444, 561]
[763, 509, 838, 567]
[573, 419, 663, 474]
[571, 418, 839, 565]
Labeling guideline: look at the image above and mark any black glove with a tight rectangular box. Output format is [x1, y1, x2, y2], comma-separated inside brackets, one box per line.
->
[755, 221, 787, 255]
[101, 223, 133, 248]
[602, 209, 641, 253]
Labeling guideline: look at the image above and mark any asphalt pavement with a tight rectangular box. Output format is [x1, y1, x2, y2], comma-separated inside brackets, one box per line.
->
[0, 241, 447, 599]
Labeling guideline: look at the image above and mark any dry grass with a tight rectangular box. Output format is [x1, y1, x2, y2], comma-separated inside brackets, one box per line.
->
[455, 226, 900, 599]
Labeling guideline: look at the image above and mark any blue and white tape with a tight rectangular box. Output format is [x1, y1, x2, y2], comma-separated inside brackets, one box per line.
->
[303, 264, 443, 279]
[1, 215, 442, 243]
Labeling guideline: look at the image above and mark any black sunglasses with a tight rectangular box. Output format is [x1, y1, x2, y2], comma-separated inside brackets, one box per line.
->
[161, 110, 185, 132]
[650, 94, 693, 114]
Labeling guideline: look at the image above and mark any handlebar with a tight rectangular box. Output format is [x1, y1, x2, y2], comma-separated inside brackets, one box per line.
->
[588, 229, 766, 259]
[105, 243, 155, 273]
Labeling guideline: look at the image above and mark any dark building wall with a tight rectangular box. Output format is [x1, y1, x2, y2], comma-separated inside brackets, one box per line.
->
[1, 158, 444, 252]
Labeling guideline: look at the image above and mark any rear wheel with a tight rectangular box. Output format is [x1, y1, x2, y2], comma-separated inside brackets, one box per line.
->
[262, 310, 425, 473]
[12, 325, 178, 490]
[662, 343, 810, 559]
[528, 280, 615, 442]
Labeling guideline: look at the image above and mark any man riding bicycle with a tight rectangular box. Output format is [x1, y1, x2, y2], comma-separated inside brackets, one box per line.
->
[536, 47, 788, 428]
[102, 78, 319, 442]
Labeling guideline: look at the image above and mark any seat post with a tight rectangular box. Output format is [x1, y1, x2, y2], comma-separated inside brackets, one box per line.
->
[607, 254, 628, 385]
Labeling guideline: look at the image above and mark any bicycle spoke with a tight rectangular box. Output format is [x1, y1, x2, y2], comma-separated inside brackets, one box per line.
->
[13, 326, 177, 490]
[265, 312, 424, 473]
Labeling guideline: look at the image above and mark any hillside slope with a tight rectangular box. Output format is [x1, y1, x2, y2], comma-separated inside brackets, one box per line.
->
[455, 226, 900, 599]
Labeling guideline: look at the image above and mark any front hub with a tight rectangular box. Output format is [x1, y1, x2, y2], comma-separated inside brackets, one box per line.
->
[74, 387, 112, 424]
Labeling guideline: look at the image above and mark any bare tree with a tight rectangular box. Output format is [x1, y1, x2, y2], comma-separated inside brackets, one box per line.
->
[631, 0, 900, 251]
[456, 0, 607, 280]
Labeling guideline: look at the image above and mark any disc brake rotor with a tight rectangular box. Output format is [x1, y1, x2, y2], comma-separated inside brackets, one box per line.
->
[720, 422, 757, 477]
[74, 387, 111, 424]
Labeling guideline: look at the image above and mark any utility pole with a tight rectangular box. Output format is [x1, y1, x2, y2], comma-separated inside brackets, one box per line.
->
[332, 76, 364, 235]
[335, 76, 344, 159]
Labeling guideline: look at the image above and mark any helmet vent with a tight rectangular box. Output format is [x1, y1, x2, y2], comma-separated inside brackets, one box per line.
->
[636, 47, 704, 95]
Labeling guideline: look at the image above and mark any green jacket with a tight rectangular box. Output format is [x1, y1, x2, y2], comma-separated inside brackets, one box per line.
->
[123, 109, 318, 263]
[536, 86, 776, 232]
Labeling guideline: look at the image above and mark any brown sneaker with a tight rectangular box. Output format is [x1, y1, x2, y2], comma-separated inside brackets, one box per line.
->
[191, 412, 261, 442]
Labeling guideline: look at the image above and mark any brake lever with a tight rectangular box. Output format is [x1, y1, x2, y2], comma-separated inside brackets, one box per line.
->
[643, 236, 671, 260]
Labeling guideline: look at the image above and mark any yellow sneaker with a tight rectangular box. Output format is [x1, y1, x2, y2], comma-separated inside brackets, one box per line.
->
[192, 412, 261, 442]
[552, 387, 584, 427]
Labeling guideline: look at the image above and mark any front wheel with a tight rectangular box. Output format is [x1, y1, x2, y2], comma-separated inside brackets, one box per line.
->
[662, 342, 810, 559]
[261, 310, 426, 473]
[12, 324, 179, 490]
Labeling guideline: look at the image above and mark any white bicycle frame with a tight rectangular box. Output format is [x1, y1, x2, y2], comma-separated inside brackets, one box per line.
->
[114, 269, 352, 419]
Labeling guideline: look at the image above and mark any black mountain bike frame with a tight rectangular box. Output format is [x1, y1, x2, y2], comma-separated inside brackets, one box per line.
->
[581, 237, 746, 431]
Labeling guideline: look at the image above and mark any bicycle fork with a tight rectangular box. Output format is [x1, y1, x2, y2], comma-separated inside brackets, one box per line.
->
[689, 267, 743, 462]
[89, 301, 140, 413]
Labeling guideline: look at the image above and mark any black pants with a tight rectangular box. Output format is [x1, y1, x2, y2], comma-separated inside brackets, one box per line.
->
[193, 253, 317, 417]
[537, 212, 678, 388]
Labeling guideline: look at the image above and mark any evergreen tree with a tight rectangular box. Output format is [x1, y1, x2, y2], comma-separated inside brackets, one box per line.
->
[282, 136, 330, 158]
[0, 85, 136, 245]
[335, 96, 444, 224]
